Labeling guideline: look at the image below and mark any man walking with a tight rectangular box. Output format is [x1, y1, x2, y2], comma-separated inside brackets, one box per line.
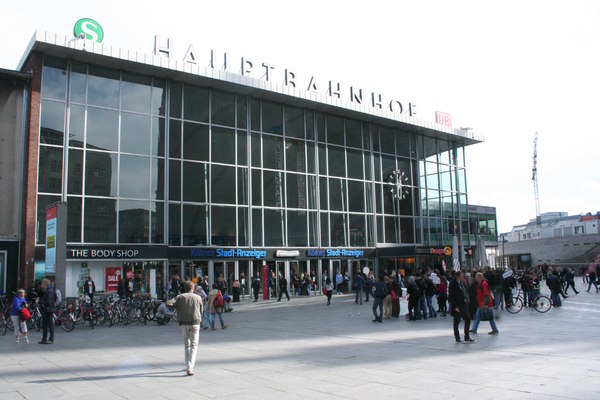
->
[564, 268, 579, 295]
[277, 274, 290, 301]
[371, 277, 388, 323]
[252, 271, 261, 302]
[449, 271, 474, 343]
[167, 281, 204, 376]
[38, 278, 56, 345]
[354, 271, 364, 305]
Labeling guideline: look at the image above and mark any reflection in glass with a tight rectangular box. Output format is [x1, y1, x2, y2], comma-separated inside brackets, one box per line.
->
[151, 117, 166, 157]
[319, 177, 328, 210]
[285, 106, 304, 138]
[170, 82, 182, 119]
[184, 85, 209, 123]
[380, 127, 394, 154]
[121, 112, 151, 155]
[309, 211, 318, 246]
[211, 126, 235, 164]
[211, 90, 235, 127]
[183, 161, 208, 202]
[264, 209, 285, 246]
[345, 119, 362, 149]
[328, 145, 345, 177]
[252, 169, 261, 206]
[119, 200, 150, 243]
[263, 135, 284, 169]
[396, 130, 410, 157]
[288, 210, 307, 246]
[346, 149, 363, 179]
[169, 160, 181, 201]
[38, 146, 63, 193]
[320, 212, 329, 246]
[237, 95, 247, 129]
[307, 142, 315, 173]
[121, 72, 151, 113]
[237, 130, 247, 165]
[211, 206, 236, 246]
[211, 164, 236, 204]
[151, 78, 166, 116]
[238, 168, 248, 205]
[262, 101, 283, 134]
[151, 202, 164, 243]
[384, 216, 398, 243]
[349, 214, 366, 247]
[69, 104, 85, 147]
[85, 151, 117, 197]
[329, 178, 346, 211]
[183, 122, 209, 161]
[169, 203, 181, 245]
[286, 172, 306, 209]
[169, 119, 181, 158]
[151, 158, 165, 200]
[36, 195, 61, 243]
[183, 204, 208, 245]
[252, 208, 262, 246]
[40, 100, 65, 145]
[263, 170, 284, 207]
[67, 197, 82, 242]
[84, 197, 117, 243]
[348, 180, 365, 212]
[330, 213, 347, 247]
[326, 115, 343, 145]
[70, 62, 86, 104]
[238, 207, 248, 246]
[87, 66, 119, 109]
[67, 149, 83, 195]
[308, 175, 317, 209]
[285, 139, 305, 172]
[87, 107, 118, 151]
[120, 155, 150, 199]
[41, 59, 66, 101]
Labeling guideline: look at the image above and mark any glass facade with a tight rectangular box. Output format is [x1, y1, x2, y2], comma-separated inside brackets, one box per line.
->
[36, 56, 477, 251]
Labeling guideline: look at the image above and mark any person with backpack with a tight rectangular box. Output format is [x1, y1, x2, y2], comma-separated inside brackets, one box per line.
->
[371, 276, 388, 323]
[166, 281, 204, 376]
[11, 289, 29, 343]
[207, 283, 227, 331]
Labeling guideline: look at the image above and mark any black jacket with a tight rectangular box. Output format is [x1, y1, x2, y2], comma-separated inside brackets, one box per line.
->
[39, 285, 57, 313]
[425, 278, 435, 296]
[84, 280, 96, 295]
[448, 279, 468, 318]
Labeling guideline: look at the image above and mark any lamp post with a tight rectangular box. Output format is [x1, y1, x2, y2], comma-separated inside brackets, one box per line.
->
[500, 234, 508, 269]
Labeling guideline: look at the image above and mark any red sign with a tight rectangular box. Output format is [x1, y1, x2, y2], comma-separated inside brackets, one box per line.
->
[125, 270, 134, 279]
[106, 267, 122, 292]
[262, 263, 269, 300]
[430, 248, 445, 255]
[435, 111, 452, 127]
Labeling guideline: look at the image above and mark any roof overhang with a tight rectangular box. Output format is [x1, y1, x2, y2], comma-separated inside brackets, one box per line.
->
[19, 31, 484, 148]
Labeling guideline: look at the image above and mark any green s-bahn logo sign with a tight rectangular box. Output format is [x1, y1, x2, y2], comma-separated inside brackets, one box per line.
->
[73, 18, 104, 43]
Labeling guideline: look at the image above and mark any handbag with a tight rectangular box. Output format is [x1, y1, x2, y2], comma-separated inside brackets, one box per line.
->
[20, 307, 31, 321]
[322, 288, 327, 295]
[479, 307, 493, 321]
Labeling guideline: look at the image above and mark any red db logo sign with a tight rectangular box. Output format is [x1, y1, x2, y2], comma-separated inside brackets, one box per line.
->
[435, 112, 452, 127]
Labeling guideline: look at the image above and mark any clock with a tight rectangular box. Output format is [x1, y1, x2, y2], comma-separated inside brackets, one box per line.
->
[386, 169, 410, 200]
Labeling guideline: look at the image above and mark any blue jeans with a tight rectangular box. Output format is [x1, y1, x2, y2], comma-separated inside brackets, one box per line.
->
[425, 295, 437, 318]
[209, 312, 224, 328]
[471, 308, 499, 333]
[550, 291, 561, 306]
[418, 296, 427, 319]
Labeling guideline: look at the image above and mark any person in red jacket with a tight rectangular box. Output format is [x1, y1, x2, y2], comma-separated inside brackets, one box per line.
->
[469, 272, 499, 335]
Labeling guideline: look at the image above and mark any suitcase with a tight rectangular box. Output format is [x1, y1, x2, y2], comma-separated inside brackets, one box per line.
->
[392, 297, 400, 318]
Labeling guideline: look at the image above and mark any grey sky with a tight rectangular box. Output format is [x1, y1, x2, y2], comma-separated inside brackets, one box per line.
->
[2, 0, 598, 233]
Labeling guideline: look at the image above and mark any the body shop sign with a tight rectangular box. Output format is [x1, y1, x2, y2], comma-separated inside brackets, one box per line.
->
[45, 206, 57, 274]
[105, 267, 121, 292]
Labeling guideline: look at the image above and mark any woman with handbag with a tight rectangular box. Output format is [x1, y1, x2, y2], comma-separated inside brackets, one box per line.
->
[11, 289, 29, 343]
[324, 278, 334, 305]
[470, 272, 499, 335]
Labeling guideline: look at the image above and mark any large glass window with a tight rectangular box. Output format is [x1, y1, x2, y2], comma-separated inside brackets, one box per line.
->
[252, 208, 262, 246]
[329, 178, 346, 212]
[184, 85, 209, 123]
[169, 203, 181, 245]
[69, 104, 85, 147]
[151, 158, 165, 201]
[286, 173, 306, 209]
[68, 149, 83, 195]
[287, 210, 307, 247]
[121, 112, 151, 155]
[211, 90, 235, 127]
[119, 155, 150, 199]
[211, 164, 236, 204]
[36, 195, 60, 244]
[85, 151, 117, 197]
[182, 161, 208, 203]
[263, 170, 284, 207]
[84, 198, 117, 243]
[41, 58, 67, 101]
[87, 66, 119, 109]
[67, 197, 82, 242]
[183, 204, 208, 245]
[211, 126, 235, 164]
[264, 209, 285, 246]
[151, 79, 167, 117]
[40, 100, 65, 145]
[349, 214, 366, 247]
[348, 180, 365, 212]
[69, 62, 86, 104]
[237, 130, 247, 166]
[285, 139, 305, 173]
[121, 73, 151, 114]
[238, 207, 248, 246]
[211, 206, 236, 246]
[326, 115, 344, 145]
[328, 146, 346, 177]
[285, 106, 304, 138]
[345, 119, 362, 149]
[183, 122, 209, 161]
[87, 107, 118, 151]
[38, 146, 63, 193]
[262, 101, 283, 135]
[346, 149, 363, 180]
[330, 213, 347, 247]
[320, 212, 329, 246]
[119, 200, 150, 243]
[169, 160, 181, 201]
[263, 135, 284, 170]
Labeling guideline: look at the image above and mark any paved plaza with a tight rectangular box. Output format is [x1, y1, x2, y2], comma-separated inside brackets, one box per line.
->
[1, 288, 599, 400]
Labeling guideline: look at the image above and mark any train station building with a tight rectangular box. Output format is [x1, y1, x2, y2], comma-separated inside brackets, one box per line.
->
[1, 28, 494, 298]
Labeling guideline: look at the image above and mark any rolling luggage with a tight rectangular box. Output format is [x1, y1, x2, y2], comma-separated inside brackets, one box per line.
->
[392, 296, 400, 318]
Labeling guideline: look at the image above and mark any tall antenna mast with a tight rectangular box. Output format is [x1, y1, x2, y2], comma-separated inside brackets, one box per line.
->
[532, 132, 541, 225]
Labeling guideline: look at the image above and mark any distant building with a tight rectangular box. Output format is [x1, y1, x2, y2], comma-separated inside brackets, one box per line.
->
[499, 211, 600, 268]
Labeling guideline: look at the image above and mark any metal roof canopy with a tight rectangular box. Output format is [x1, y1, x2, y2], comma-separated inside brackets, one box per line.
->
[19, 31, 484, 151]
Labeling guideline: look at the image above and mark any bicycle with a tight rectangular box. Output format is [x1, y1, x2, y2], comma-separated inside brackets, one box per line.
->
[506, 287, 552, 314]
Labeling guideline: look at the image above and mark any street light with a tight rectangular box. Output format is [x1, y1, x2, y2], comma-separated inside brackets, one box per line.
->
[499, 234, 508, 269]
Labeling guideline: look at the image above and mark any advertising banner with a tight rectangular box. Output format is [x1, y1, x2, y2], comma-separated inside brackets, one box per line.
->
[45, 206, 57, 274]
[105, 267, 122, 292]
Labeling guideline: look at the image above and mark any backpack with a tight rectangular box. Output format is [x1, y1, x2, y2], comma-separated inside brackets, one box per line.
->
[214, 291, 224, 308]
[373, 282, 389, 299]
